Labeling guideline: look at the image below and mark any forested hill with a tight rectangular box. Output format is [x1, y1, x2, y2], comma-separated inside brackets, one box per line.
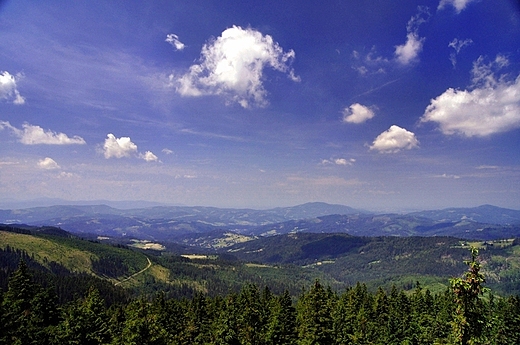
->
[0, 225, 339, 301]
[3, 224, 520, 299]
[2, 249, 520, 344]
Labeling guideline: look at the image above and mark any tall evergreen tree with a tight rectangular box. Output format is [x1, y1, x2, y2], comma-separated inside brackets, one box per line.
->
[56, 286, 111, 345]
[266, 290, 297, 345]
[450, 248, 489, 345]
[0, 260, 58, 345]
[297, 280, 334, 345]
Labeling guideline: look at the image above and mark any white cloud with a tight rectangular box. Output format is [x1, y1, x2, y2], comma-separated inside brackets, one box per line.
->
[448, 38, 473, 67]
[321, 158, 356, 166]
[0, 71, 25, 104]
[434, 173, 461, 179]
[394, 7, 430, 65]
[173, 25, 299, 108]
[421, 56, 520, 137]
[369, 125, 419, 153]
[140, 151, 159, 162]
[103, 133, 138, 158]
[342, 103, 375, 124]
[395, 33, 424, 65]
[57, 171, 74, 178]
[38, 157, 60, 170]
[166, 34, 185, 51]
[103, 134, 158, 162]
[0, 121, 86, 145]
[438, 0, 476, 13]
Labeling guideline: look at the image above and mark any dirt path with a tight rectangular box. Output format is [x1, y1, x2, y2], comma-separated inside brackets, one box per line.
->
[114, 257, 152, 286]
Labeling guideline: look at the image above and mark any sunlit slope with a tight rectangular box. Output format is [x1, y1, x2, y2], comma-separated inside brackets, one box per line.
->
[0, 230, 158, 284]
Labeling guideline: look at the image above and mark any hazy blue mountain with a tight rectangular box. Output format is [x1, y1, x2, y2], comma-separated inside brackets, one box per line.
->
[410, 205, 520, 225]
[0, 197, 173, 210]
[0, 203, 518, 244]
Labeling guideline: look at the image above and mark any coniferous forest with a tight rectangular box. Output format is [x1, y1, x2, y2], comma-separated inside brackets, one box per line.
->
[2, 250, 520, 345]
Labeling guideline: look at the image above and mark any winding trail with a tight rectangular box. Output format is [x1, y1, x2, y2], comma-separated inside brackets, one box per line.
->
[114, 257, 152, 286]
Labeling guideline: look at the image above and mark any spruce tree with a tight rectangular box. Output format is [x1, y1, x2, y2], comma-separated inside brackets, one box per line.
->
[450, 248, 489, 345]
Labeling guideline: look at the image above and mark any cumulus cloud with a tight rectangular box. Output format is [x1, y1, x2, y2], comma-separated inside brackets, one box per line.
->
[421, 55, 520, 137]
[139, 151, 159, 162]
[0, 121, 86, 145]
[342, 103, 375, 124]
[438, 0, 476, 13]
[369, 125, 419, 153]
[448, 38, 473, 67]
[0, 71, 25, 104]
[103, 133, 158, 162]
[38, 157, 60, 170]
[173, 25, 299, 108]
[394, 7, 430, 65]
[103, 133, 138, 158]
[166, 34, 185, 51]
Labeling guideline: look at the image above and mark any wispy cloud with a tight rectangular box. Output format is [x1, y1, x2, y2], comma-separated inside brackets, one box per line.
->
[394, 7, 430, 65]
[369, 125, 419, 153]
[421, 55, 520, 137]
[438, 0, 477, 13]
[0, 121, 86, 145]
[448, 38, 473, 67]
[172, 25, 299, 108]
[321, 158, 356, 166]
[166, 33, 185, 51]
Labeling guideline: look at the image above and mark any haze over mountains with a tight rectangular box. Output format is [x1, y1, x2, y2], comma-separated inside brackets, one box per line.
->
[1, 202, 519, 246]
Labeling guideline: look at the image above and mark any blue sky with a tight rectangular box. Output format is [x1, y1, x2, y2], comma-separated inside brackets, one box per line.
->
[0, 0, 519, 211]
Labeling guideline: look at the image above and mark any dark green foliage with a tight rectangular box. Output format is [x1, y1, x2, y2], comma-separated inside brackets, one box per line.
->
[56, 287, 112, 345]
[450, 248, 489, 345]
[2, 260, 520, 345]
[296, 280, 334, 345]
[0, 260, 59, 345]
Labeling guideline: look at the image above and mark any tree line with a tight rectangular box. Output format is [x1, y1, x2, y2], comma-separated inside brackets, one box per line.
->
[2, 249, 520, 345]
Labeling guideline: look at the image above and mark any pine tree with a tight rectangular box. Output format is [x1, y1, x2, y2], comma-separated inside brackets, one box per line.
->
[450, 248, 489, 345]
[266, 290, 297, 345]
[120, 298, 167, 345]
[56, 286, 112, 345]
[297, 280, 334, 345]
[0, 260, 58, 345]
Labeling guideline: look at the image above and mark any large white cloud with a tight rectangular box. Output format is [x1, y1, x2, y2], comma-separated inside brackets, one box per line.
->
[394, 7, 430, 65]
[173, 25, 299, 108]
[421, 56, 520, 137]
[369, 125, 419, 153]
[0, 71, 25, 105]
[0, 121, 86, 145]
[38, 157, 60, 170]
[342, 103, 375, 124]
[438, 0, 476, 13]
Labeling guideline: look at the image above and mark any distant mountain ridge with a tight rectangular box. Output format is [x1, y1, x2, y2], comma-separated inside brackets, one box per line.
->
[410, 205, 520, 225]
[0, 202, 519, 243]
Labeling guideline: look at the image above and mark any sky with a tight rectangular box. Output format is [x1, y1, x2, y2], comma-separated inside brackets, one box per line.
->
[0, 0, 519, 211]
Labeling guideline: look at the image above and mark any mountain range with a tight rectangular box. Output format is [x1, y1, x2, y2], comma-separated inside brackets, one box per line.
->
[1, 202, 519, 246]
